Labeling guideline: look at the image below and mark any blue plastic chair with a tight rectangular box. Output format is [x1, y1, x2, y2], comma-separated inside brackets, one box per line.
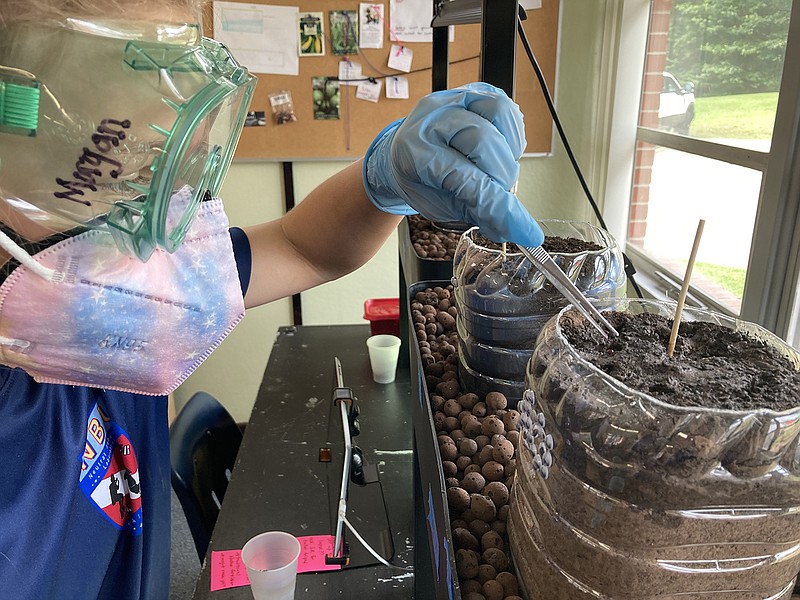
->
[170, 391, 243, 562]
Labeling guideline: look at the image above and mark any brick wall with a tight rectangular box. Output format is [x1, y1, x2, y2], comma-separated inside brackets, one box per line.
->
[628, 0, 672, 246]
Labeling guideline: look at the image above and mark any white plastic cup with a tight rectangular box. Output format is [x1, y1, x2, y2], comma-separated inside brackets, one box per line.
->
[241, 531, 301, 600]
[366, 334, 402, 384]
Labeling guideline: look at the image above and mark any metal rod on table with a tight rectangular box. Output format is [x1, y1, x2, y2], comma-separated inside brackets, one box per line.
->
[331, 358, 352, 562]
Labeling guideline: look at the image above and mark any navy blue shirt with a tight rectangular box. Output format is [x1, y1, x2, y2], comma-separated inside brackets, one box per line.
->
[0, 227, 252, 599]
[0, 371, 171, 598]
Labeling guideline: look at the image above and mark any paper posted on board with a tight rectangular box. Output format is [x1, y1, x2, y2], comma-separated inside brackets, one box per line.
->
[213, 2, 299, 75]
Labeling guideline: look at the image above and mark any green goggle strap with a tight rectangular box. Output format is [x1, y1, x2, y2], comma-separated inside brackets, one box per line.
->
[0, 76, 40, 136]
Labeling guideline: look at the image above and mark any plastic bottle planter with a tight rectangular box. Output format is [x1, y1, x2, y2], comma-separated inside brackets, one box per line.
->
[451, 221, 626, 399]
[456, 356, 527, 403]
[509, 298, 800, 600]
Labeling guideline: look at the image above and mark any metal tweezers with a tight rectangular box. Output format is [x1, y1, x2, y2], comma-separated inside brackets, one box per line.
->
[519, 244, 619, 338]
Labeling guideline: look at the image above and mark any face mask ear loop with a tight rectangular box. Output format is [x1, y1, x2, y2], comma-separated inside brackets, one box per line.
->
[0, 229, 57, 281]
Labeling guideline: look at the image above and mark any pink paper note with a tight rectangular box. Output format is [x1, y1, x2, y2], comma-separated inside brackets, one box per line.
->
[297, 535, 343, 573]
[210, 549, 249, 592]
[210, 535, 342, 592]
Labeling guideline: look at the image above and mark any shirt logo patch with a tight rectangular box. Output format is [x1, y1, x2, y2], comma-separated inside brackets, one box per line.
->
[79, 403, 143, 535]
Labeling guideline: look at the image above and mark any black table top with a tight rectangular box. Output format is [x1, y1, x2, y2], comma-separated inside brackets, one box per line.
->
[191, 324, 414, 599]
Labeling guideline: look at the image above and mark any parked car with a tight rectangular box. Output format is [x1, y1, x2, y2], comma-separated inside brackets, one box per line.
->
[659, 72, 695, 134]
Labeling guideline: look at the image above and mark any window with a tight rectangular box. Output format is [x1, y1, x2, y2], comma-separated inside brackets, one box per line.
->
[608, 0, 800, 345]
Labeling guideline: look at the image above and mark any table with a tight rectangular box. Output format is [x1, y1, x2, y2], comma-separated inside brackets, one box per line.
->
[191, 324, 415, 599]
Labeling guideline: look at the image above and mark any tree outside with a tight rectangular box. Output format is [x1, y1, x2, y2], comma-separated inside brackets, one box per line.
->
[667, 0, 792, 97]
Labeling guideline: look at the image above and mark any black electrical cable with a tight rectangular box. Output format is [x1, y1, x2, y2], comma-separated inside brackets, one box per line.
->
[517, 17, 644, 299]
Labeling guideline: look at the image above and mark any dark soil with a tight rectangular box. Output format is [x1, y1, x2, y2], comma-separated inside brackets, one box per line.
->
[472, 232, 603, 254]
[560, 310, 800, 412]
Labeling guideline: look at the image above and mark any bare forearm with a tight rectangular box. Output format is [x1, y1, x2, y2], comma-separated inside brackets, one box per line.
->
[242, 160, 403, 308]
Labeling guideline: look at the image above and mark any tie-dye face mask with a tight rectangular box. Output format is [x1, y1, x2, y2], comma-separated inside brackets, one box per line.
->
[0, 188, 245, 395]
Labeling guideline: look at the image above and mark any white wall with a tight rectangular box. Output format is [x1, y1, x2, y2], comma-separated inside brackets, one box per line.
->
[293, 162, 402, 326]
[174, 0, 615, 423]
[517, 0, 614, 223]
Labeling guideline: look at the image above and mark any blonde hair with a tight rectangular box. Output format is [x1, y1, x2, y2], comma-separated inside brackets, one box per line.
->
[0, 0, 207, 25]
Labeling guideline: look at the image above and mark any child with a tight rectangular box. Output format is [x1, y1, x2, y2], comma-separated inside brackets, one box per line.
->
[0, 1, 542, 597]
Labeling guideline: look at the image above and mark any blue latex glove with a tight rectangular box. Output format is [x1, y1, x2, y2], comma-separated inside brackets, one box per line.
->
[362, 82, 544, 246]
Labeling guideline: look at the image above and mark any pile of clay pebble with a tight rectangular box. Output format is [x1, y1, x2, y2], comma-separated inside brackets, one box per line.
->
[408, 215, 460, 261]
[412, 285, 523, 600]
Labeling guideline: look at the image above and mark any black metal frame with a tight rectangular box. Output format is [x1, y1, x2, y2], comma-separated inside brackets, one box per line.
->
[415, 5, 522, 597]
[431, 0, 520, 96]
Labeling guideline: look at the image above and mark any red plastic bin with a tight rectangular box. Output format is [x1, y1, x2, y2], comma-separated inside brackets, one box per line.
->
[363, 298, 400, 336]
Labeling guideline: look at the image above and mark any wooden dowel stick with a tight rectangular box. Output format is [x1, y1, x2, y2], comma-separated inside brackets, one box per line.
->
[668, 219, 705, 357]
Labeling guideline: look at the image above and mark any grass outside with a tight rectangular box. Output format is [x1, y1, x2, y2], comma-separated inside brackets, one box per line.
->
[694, 262, 746, 299]
[689, 92, 778, 139]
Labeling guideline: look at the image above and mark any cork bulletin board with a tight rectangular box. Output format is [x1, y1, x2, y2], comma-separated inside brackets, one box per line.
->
[205, 1, 560, 160]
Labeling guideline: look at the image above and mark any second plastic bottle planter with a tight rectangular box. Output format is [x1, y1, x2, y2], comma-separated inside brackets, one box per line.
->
[451, 221, 626, 403]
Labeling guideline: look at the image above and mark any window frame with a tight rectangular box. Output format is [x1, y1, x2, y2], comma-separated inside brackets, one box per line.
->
[603, 0, 800, 345]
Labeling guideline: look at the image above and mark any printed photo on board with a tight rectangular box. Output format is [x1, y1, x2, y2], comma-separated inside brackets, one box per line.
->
[312, 77, 341, 120]
[299, 12, 325, 56]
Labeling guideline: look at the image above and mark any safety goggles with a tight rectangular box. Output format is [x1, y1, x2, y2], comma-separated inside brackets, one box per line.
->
[0, 19, 256, 261]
